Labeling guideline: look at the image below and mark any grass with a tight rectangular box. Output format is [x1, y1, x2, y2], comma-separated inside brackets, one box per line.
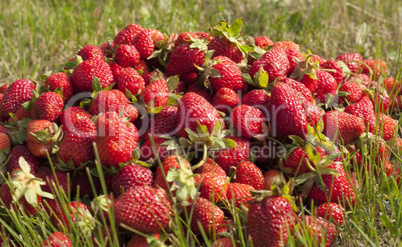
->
[0, 0, 401, 246]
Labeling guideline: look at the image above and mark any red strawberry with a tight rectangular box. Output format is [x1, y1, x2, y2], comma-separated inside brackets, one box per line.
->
[296, 215, 337, 247]
[42, 232, 72, 247]
[99, 41, 115, 58]
[126, 233, 161, 247]
[323, 111, 365, 145]
[36, 165, 70, 194]
[122, 103, 139, 122]
[95, 112, 138, 167]
[131, 29, 165, 60]
[185, 83, 213, 102]
[211, 238, 236, 247]
[344, 95, 377, 133]
[198, 172, 228, 203]
[173, 32, 199, 47]
[188, 197, 224, 235]
[384, 77, 400, 95]
[71, 172, 102, 199]
[114, 44, 140, 68]
[139, 79, 169, 112]
[212, 87, 239, 115]
[77, 44, 104, 61]
[31, 92, 64, 121]
[313, 70, 338, 104]
[1, 79, 36, 114]
[45, 72, 74, 102]
[282, 146, 326, 176]
[27, 120, 61, 158]
[176, 92, 222, 138]
[140, 137, 178, 161]
[212, 135, 250, 173]
[314, 202, 345, 225]
[195, 158, 227, 178]
[232, 160, 264, 190]
[166, 42, 206, 76]
[263, 169, 284, 190]
[60, 107, 92, 132]
[349, 73, 370, 86]
[71, 59, 114, 92]
[114, 185, 172, 233]
[117, 67, 145, 96]
[143, 106, 178, 141]
[133, 60, 150, 75]
[320, 60, 344, 83]
[231, 105, 266, 139]
[0, 83, 8, 94]
[89, 89, 129, 115]
[272, 41, 303, 72]
[377, 112, 397, 141]
[112, 164, 153, 197]
[153, 155, 192, 191]
[363, 59, 387, 78]
[241, 89, 270, 107]
[249, 47, 290, 83]
[207, 56, 249, 93]
[371, 91, 390, 112]
[254, 36, 273, 48]
[338, 81, 362, 103]
[7, 145, 41, 175]
[279, 77, 314, 103]
[335, 53, 363, 73]
[114, 23, 144, 45]
[142, 70, 168, 87]
[52, 201, 96, 234]
[226, 183, 254, 208]
[208, 36, 244, 63]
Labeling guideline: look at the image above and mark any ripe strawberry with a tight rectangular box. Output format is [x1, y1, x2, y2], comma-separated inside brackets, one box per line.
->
[71, 172, 102, 199]
[207, 56, 249, 93]
[263, 169, 284, 190]
[198, 172, 228, 203]
[211, 238, 236, 247]
[140, 137, 177, 161]
[270, 82, 308, 141]
[0, 83, 8, 94]
[212, 135, 250, 173]
[114, 23, 144, 45]
[77, 44, 104, 61]
[71, 59, 114, 92]
[188, 197, 224, 235]
[126, 233, 161, 247]
[323, 111, 365, 145]
[384, 77, 400, 95]
[282, 146, 326, 176]
[314, 202, 345, 225]
[320, 60, 344, 83]
[45, 72, 74, 102]
[212, 87, 239, 115]
[31, 92, 64, 121]
[241, 89, 270, 107]
[344, 95, 377, 133]
[99, 41, 115, 58]
[7, 145, 41, 175]
[139, 79, 169, 112]
[195, 158, 227, 178]
[143, 105, 178, 141]
[60, 107, 93, 132]
[279, 77, 314, 103]
[185, 83, 213, 102]
[296, 215, 337, 247]
[313, 70, 338, 104]
[176, 92, 222, 138]
[133, 60, 150, 75]
[232, 160, 264, 190]
[231, 105, 266, 139]
[95, 112, 138, 167]
[114, 44, 140, 68]
[111, 164, 153, 197]
[42, 232, 72, 247]
[338, 81, 362, 103]
[272, 40, 303, 72]
[114, 185, 172, 233]
[142, 70, 168, 87]
[249, 47, 290, 83]
[36, 165, 70, 194]
[89, 89, 129, 115]
[226, 183, 254, 208]
[254, 36, 274, 48]
[27, 120, 61, 158]
[208, 36, 244, 63]
[371, 91, 390, 112]
[122, 103, 139, 122]
[131, 29, 165, 59]
[153, 155, 191, 191]
[335, 53, 363, 73]
[116, 67, 145, 96]
[349, 73, 370, 86]
[1, 79, 36, 114]
[377, 112, 397, 141]
[173, 32, 200, 47]
[166, 41, 206, 76]
[363, 59, 387, 77]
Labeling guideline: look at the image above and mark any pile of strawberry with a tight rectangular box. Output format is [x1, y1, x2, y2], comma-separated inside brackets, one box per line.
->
[0, 18, 400, 247]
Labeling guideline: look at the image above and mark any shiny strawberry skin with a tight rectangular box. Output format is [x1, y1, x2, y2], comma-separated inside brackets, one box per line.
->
[283, 146, 326, 176]
[232, 105, 266, 139]
[131, 29, 165, 60]
[42, 232, 72, 247]
[31, 92, 64, 121]
[339, 81, 362, 103]
[313, 70, 338, 104]
[77, 44, 104, 61]
[195, 158, 227, 178]
[323, 111, 365, 145]
[263, 169, 283, 190]
[71, 59, 114, 92]
[320, 60, 343, 83]
[249, 47, 290, 83]
[1, 79, 36, 114]
[272, 41, 303, 72]
[208, 36, 243, 63]
[315, 202, 345, 225]
[189, 197, 225, 235]
[143, 105, 178, 141]
[114, 23, 144, 45]
[114, 185, 172, 233]
[198, 172, 227, 203]
[114, 44, 140, 68]
[60, 107, 92, 132]
[363, 59, 387, 78]
[27, 120, 54, 158]
[297, 215, 337, 247]
[212, 135, 250, 173]
[344, 95, 377, 133]
[226, 183, 254, 208]
[377, 112, 397, 141]
[335, 53, 363, 73]
[153, 155, 191, 191]
[116, 67, 145, 96]
[212, 87, 239, 114]
[166, 43, 206, 76]
[140, 137, 177, 161]
[7, 145, 42, 175]
[241, 89, 270, 107]
[45, 72, 74, 102]
[279, 77, 314, 103]
[210, 56, 249, 93]
[254, 36, 274, 48]
[232, 160, 264, 190]
[139, 79, 169, 109]
[185, 83, 213, 102]
[111, 164, 153, 197]
[89, 89, 129, 115]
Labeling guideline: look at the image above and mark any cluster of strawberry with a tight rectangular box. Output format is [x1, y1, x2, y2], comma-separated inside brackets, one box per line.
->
[0, 18, 400, 247]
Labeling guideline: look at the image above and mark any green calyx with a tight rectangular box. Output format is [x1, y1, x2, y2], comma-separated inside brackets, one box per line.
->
[290, 54, 319, 81]
[30, 122, 64, 154]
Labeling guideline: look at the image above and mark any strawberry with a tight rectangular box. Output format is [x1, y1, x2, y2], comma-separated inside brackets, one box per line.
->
[208, 35, 244, 63]
[295, 215, 337, 247]
[153, 155, 191, 191]
[1, 79, 36, 114]
[27, 120, 62, 158]
[142, 70, 168, 87]
[139, 79, 169, 113]
[114, 23, 144, 45]
[185, 83, 213, 102]
[212, 135, 250, 173]
[263, 169, 284, 190]
[99, 41, 115, 58]
[95, 112, 138, 167]
[0, 83, 8, 94]
[77, 44, 104, 61]
[111, 164, 153, 197]
[282, 146, 326, 176]
[335, 53, 363, 73]
[212, 87, 239, 115]
[313, 70, 338, 104]
[323, 111, 365, 145]
[344, 95, 377, 133]
[143, 105, 178, 141]
[122, 103, 139, 122]
[114, 185, 172, 233]
[166, 41, 207, 76]
[71, 172, 102, 199]
[211, 238, 236, 247]
[377, 112, 397, 141]
[272, 41, 304, 72]
[7, 145, 41, 175]
[249, 47, 290, 83]
[114, 44, 140, 68]
[187, 197, 224, 235]
[194, 158, 227, 178]
[116, 67, 145, 96]
[89, 89, 129, 115]
[198, 172, 228, 203]
[131, 29, 165, 60]
[133, 60, 150, 75]
[338, 81, 362, 103]
[176, 92, 222, 138]
[371, 91, 390, 112]
[232, 160, 264, 190]
[44, 72, 74, 102]
[31, 92, 64, 122]
[42, 232, 72, 247]
[173, 32, 200, 47]
[140, 137, 177, 161]
[384, 77, 400, 95]
[363, 58, 387, 78]
[320, 60, 344, 83]
[126, 233, 161, 247]
[247, 182, 297, 247]
[231, 105, 266, 139]
[226, 183, 254, 208]
[270, 82, 308, 141]
[240, 89, 270, 107]
[71, 59, 114, 92]
[349, 73, 370, 86]
[254, 36, 273, 48]
[60, 106, 92, 132]
[314, 202, 345, 225]
[279, 77, 314, 103]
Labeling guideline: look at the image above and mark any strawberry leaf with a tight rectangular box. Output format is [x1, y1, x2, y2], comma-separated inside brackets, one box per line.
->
[228, 18, 243, 38]
[92, 76, 102, 93]
[167, 76, 180, 93]
[305, 143, 321, 166]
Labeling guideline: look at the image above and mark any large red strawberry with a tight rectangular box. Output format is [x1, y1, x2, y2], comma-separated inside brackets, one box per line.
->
[139, 78, 169, 113]
[313, 70, 338, 104]
[249, 47, 290, 83]
[232, 160, 264, 190]
[116, 67, 145, 96]
[27, 120, 62, 158]
[338, 81, 362, 103]
[212, 87, 239, 115]
[31, 92, 64, 122]
[143, 105, 178, 141]
[344, 95, 377, 133]
[241, 89, 270, 107]
[153, 155, 192, 192]
[282, 146, 326, 176]
[114, 185, 172, 233]
[185, 83, 213, 102]
[335, 53, 363, 73]
[314, 202, 345, 226]
[166, 40, 207, 76]
[323, 111, 365, 145]
[198, 172, 228, 203]
[45, 72, 74, 102]
[95, 112, 138, 167]
[60, 107, 93, 132]
[320, 60, 344, 83]
[188, 197, 224, 235]
[295, 215, 337, 247]
[279, 77, 314, 103]
[114, 23, 144, 45]
[225, 183, 254, 209]
[36, 165, 70, 194]
[231, 105, 266, 139]
[42, 232, 72, 247]
[111, 164, 153, 197]
[272, 40, 304, 72]
[212, 135, 250, 173]
[89, 89, 129, 115]
[114, 44, 140, 68]
[363, 58, 388, 78]
[77, 44, 104, 61]
[377, 112, 397, 141]
[1, 79, 36, 114]
[131, 29, 165, 60]
[194, 158, 227, 178]
[71, 59, 114, 92]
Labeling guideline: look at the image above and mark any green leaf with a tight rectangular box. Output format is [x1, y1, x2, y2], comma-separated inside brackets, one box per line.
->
[222, 138, 237, 149]
[257, 70, 269, 88]
[228, 18, 243, 38]
[34, 131, 50, 142]
[92, 76, 102, 92]
[166, 76, 179, 93]
[64, 61, 77, 70]
[242, 73, 255, 86]
[289, 135, 305, 146]
[305, 143, 321, 166]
